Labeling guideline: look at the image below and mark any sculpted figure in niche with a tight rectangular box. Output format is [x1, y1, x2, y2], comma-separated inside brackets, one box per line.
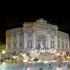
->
[51, 41, 54, 48]
[39, 41, 45, 50]
[28, 42, 32, 48]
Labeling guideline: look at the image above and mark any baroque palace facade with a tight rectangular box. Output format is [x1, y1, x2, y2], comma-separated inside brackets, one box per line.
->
[6, 18, 70, 55]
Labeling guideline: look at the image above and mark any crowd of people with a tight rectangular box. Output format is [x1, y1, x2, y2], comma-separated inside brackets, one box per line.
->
[26, 64, 70, 70]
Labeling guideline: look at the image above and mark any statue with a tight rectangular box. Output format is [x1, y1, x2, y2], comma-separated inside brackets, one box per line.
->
[51, 41, 54, 48]
[28, 42, 32, 48]
[39, 41, 45, 50]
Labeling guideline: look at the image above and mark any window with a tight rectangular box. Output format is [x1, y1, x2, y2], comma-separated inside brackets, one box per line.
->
[20, 43, 22, 47]
[20, 33, 22, 37]
[14, 43, 16, 47]
[58, 44, 59, 48]
[62, 37, 63, 40]
[9, 35, 10, 38]
[8, 44, 10, 49]
[8, 44, 10, 47]
[14, 34, 16, 37]
[66, 45, 67, 48]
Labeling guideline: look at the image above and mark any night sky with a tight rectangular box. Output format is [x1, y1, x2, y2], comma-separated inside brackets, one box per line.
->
[0, 1, 70, 43]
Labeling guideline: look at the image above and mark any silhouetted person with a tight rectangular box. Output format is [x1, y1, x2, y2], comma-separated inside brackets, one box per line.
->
[39, 68, 43, 70]
[48, 64, 52, 70]
[68, 64, 70, 70]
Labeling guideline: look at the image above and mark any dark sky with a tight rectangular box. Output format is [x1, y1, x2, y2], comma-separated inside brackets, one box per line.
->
[0, 1, 70, 43]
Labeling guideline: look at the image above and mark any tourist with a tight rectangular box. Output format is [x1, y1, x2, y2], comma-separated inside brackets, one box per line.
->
[62, 64, 67, 70]
[48, 64, 52, 70]
[68, 64, 70, 70]
[39, 68, 43, 70]
[26, 66, 33, 70]
[56, 64, 62, 70]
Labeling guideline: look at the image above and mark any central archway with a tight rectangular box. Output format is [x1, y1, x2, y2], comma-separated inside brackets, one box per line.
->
[36, 33, 47, 50]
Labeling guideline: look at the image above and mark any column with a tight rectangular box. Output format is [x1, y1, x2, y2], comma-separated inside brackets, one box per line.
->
[36, 38, 38, 49]
[59, 37, 62, 49]
[48, 34, 51, 49]
[54, 35, 58, 49]
[46, 39, 47, 49]
[11, 34, 13, 50]
[24, 31, 28, 49]
[68, 39, 69, 50]
[32, 32, 36, 49]
[6, 37, 8, 51]
[17, 32, 19, 49]
[51, 41, 54, 48]
[64, 39, 66, 50]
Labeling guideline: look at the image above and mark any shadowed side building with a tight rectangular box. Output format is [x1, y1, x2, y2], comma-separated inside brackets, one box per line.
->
[0, 44, 6, 54]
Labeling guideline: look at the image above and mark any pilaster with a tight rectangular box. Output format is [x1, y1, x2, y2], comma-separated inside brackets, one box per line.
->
[11, 34, 13, 50]
[6, 38, 8, 50]
[48, 33, 51, 49]
[68, 39, 69, 50]
[64, 39, 66, 50]
[24, 30, 28, 49]
[46, 39, 48, 49]
[17, 32, 19, 49]
[32, 30, 36, 49]
[59, 37, 62, 49]
[54, 34, 58, 49]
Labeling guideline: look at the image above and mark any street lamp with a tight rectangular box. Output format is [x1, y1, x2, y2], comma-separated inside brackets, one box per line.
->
[2, 50, 6, 54]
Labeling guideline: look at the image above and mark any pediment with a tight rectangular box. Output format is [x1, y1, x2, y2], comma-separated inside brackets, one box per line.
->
[35, 18, 49, 29]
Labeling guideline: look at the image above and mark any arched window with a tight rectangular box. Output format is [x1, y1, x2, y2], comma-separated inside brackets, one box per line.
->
[14, 34, 16, 37]
[20, 43, 22, 47]
[20, 33, 22, 37]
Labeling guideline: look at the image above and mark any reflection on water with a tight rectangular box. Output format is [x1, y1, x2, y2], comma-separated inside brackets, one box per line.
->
[0, 62, 70, 70]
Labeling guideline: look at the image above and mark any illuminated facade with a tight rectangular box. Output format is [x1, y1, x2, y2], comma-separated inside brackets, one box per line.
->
[6, 18, 70, 55]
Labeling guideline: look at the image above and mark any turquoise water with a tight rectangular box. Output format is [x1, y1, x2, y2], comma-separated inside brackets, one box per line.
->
[0, 62, 70, 70]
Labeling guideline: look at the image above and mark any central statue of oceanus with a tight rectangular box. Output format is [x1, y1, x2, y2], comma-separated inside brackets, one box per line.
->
[39, 41, 45, 50]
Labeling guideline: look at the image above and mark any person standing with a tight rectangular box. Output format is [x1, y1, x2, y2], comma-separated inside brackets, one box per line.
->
[68, 64, 70, 70]
[39, 68, 43, 70]
[62, 64, 67, 70]
[56, 64, 62, 70]
[26, 66, 33, 70]
[48, 64, 52, 70]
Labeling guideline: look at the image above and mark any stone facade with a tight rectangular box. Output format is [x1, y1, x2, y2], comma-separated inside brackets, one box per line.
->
[6, 18, 70, 55]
